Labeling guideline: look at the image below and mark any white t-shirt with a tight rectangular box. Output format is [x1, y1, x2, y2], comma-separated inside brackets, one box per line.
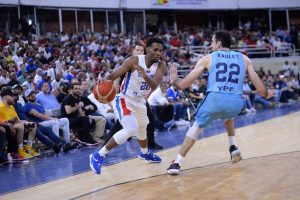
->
[148, 87, 169, 106]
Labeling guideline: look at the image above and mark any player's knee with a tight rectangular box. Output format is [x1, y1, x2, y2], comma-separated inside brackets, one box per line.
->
[186, 122, 201, 140]
[113, 127, 138, 144]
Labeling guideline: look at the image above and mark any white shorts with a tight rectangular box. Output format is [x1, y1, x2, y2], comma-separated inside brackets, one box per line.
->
[113, 95, 149, 128]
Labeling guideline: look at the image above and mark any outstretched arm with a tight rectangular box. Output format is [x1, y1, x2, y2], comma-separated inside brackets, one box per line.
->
[170, 55, 209, 90]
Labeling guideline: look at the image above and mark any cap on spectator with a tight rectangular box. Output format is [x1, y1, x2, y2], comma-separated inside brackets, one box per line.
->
[41, 71, 48, 76]
[17, 47, 23, 52]
[1, 88, 14, 97]
[25, 89, 35, 97]
[28, 58, 33, 62]
[279, 75, 285, 79]
[12, 84, 21, 89]
[26, 75, 33, 79]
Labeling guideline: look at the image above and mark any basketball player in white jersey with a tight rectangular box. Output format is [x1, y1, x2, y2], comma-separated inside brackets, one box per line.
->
[90, 38, 167, 174]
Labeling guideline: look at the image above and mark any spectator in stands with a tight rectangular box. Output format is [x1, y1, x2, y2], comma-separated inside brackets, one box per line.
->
[148, 81, 175, 131]
[22, 75, 35, 91]
[290, 61, 299, 78]
[61, 83, 97, 144]
[7, 72, 19, 86]
[12, 89, 76, 154]
[25, 58, 37, 74]
[56, 82, 70, 103]
[64, 66, 76, 83]
[0, 88, 38, 158]
[167, 84, 189, 126]
[242, 77, 256, 113]
[281, 60, 290, 77]
[79, 85, 106, 143]
[24, 89, 71, 142]
[37, 71, 53, 91]
[36, 82, 60, 114]
[33, 68, 42, 84]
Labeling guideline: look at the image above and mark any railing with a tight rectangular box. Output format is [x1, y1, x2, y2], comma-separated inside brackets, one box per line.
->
[178, 43, 296, 59]
[175, 43, 298, 78]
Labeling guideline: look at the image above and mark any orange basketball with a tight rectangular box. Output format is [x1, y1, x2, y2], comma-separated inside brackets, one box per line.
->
[93, 80, 116, 103]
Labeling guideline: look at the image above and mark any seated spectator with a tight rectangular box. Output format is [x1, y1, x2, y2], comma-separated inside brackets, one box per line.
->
[61, 83, 97, 144]
[36, 82, 61, 116]
[167, 84, 189, 126]
[37, 71, 53, 91]
[24, 89, 71, 142]
[242, 78, 256, 113]
[0, 88, 38, 158]
[12, 90, 76, 154]
[79, 85, 106, 143]
[56, 82, 70, 103]
[148, 81, 175, 131]
[22, 75, 35, 91]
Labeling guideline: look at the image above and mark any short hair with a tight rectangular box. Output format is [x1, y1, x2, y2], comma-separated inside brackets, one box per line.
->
[213, 31, 231, 48]
[146, 37, 163, 47]
[70, 82, 81, 89]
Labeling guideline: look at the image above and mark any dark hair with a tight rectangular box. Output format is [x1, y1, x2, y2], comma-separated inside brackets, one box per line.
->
[146, 37, 163, 47]
[70, 82, 81, 89]
[213, 31, 231, 48]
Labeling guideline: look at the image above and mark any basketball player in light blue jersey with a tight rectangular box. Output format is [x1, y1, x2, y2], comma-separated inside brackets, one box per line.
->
[167, 31, 274, 175]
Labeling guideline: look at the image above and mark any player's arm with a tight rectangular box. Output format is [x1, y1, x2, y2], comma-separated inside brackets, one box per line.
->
[244, 55, 267, 98]
[105, 56, 137, 81]
[171, 55, 209, 90]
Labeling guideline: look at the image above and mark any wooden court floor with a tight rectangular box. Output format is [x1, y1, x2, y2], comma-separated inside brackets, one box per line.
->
[2, 111, 300, 200]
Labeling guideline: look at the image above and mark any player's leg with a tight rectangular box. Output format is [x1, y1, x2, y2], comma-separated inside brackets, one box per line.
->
[136, 105, 162, 163]
[167, 122, 202, 175]
[90, 96, 137, 174]
[224, 118, 242, 163]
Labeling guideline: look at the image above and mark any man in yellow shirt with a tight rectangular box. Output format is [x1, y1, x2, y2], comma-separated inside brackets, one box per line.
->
[0, 88, 38, 158]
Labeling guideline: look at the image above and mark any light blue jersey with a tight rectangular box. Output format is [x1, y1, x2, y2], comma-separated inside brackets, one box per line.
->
[194, 50, 246, 128]
[207, 50, 246, 95]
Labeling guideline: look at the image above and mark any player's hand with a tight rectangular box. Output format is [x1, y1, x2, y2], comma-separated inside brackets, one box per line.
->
[266, 89, 275, 99]
[169, 65, 178, 84]
[133, 65, 147, 78]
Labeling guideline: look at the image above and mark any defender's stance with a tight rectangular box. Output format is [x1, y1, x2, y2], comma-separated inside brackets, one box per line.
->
[167, 31, 273, 175]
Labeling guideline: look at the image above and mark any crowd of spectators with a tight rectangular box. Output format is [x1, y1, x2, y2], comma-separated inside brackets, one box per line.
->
[0, 24, 299, 165]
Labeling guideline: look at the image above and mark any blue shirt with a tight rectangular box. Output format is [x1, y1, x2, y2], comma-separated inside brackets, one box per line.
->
[36, 92, 61, 110]
[166, 87, 179, 102]
[208, 51, 246, 95]
[24, 102, 46, 123]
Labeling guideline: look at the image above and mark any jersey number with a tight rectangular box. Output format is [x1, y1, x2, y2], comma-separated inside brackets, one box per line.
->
[140, 82, 150, 90]
[216, 63, 240, 84]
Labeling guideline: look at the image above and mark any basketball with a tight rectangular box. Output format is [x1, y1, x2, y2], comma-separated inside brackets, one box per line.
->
[93, 80, 116, 103]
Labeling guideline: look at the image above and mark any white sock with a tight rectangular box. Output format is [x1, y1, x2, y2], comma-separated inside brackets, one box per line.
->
[98, 146, 109, 156]
[18, 144, 23, 150]
[140, 147, 148, 154]
[174, 154, 184, 166]
[229, 136, 236, 146]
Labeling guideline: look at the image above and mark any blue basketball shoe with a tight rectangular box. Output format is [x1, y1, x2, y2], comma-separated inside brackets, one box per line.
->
[89, 152, 104, 174]
[138, 150, 162, 163]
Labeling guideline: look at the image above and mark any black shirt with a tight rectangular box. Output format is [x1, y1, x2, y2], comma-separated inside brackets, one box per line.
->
[61, 94, 80, 119]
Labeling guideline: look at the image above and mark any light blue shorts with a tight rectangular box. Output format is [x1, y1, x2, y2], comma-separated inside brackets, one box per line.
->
[195, 92, 244, 128]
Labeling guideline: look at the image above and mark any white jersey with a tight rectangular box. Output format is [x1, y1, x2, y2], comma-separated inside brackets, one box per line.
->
[119, 55, 158, 107]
